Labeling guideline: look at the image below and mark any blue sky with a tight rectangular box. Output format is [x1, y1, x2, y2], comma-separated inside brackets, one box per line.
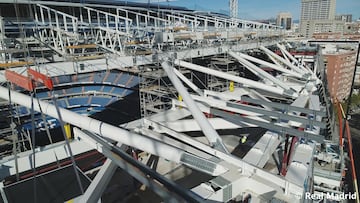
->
[130, 0, 360, 20]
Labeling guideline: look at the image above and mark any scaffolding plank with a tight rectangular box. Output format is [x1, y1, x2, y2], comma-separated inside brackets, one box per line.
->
[0, 61, 33, 69]
[65, 44, 97, 49]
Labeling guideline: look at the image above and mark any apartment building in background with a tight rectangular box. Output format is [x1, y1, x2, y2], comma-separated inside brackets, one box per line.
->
[300, 0, 345, 38]
[323, 45, 357, 101]
[335, 14, 352, 22]
[301, 0, 336, 20]
[277, 12, 292, 30]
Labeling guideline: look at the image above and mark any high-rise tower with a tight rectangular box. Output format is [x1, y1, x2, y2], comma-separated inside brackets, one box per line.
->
[301, 0, 336, 21]
[300, 0, 343, 37]
[277, 12, 292, 30]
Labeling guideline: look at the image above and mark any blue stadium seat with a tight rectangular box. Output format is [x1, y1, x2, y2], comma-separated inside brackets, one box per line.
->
[91, 86, 102, 91]
[15, 106, 29, 116]
[76, 74, 92, 83]
[71, 87, 83, 94]
[56, 99, 68, 108]
[105, 73, 117, 83]
[107, 97, 118, 105]
[91, 96, 111, 106]
[87, 95, 93, 105]
[57, 75, 72, 84]
[83, 86, 95, 92]
[68, 97, 89, 106]
[128, 76, 140, 87]
[93, 72, 105, 83]
[122, 90, 134, 97]
[36, 92, 49, 98]
[72, 106, 105, 115]
[64, 87, 73, 95]
[117, 74, 131, 86]
[111, 87, 126, 95]
[102, 86, 113, 93]
[53, 89, 63, 96]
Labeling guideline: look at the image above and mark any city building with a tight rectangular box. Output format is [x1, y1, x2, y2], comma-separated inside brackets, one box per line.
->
[301, 20, 344, 37]
[277, 12, 292, 30]
[335, 14, 353, 22]
[344, 21, 360, 34]
[0, 1, 355, 202]
[300, 0, 345, 38]
[355, 63, 360, 88]
[323, 44, 357, 101]
[301, 0, 336, 21]
[313, 32, 360, 40]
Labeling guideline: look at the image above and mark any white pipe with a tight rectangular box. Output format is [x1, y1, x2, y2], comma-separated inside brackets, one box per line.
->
[237, 52, 304, 79]
[276, 43, 312, 74]
[277, 44, 317, 80]
[276, 43, 300, 65]
[280, 48, 290, 63]
[81, 158, 117, 203]
[229, 51, 296, 94]
[0, 86, 182, 163]
[143, 119, 295, 194]
[0, 86, 229, 176]
[175, 60, 292, 98]
[173, 68, 203, 96]
[260, 46, 306, 75]
[161, 61, 229, 153]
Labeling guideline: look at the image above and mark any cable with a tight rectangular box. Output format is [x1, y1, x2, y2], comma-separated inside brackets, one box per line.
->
[34, 90, 54, 144]
[52, 95, 84, 194]
[30, 92, 37, 203]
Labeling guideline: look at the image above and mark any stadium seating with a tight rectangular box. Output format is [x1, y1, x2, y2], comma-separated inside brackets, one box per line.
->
[14, 70, 139, 118]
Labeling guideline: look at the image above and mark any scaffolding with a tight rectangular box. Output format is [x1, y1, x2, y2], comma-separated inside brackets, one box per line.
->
[139, 65, 178, 117]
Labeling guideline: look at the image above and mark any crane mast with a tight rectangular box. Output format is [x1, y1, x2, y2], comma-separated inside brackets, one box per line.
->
[229, 0, 238, 18]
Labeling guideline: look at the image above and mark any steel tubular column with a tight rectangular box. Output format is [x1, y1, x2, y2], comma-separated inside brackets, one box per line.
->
[173, 68, 203, 96]
[0, 85, 228, 178]
[228, 51, 298, 97]
[260, 46, 307, 75]
[240, 96, 327, 117]
[161, 60, 229, 153]
[276, 43, 313, 74]
[74, 129, 184, 203]
[235, 52, 304, 79]
[0, 86, 216, 171]
[209, 108, 324, 142]
[81, 158, 117, 202]
[175, 59, 292, 98]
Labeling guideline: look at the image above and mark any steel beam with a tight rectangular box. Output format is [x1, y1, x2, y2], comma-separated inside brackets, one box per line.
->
[0, 86, 227, 177]
[210, 108, 324, 142]
[81, 158, 117, 203]
[161, 60, 229, 153]
[225, 100, 327, 128]
[0, 183, 8, 203]
[172, 94, 326, 129]
[240, 96, 327, 117]
[260, 46, 307, 75]
[234, 52, 305, 79]
[173, 68, 203, 96]
[175, 59, 295, 98]
[74, 128, 185, 203]
[228, 51, 298, 97]
[143, 119, 302, 201]
[276, 43, 313, 74]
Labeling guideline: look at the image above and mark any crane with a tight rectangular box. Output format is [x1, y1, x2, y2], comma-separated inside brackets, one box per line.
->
[229, 0, 238, 18]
